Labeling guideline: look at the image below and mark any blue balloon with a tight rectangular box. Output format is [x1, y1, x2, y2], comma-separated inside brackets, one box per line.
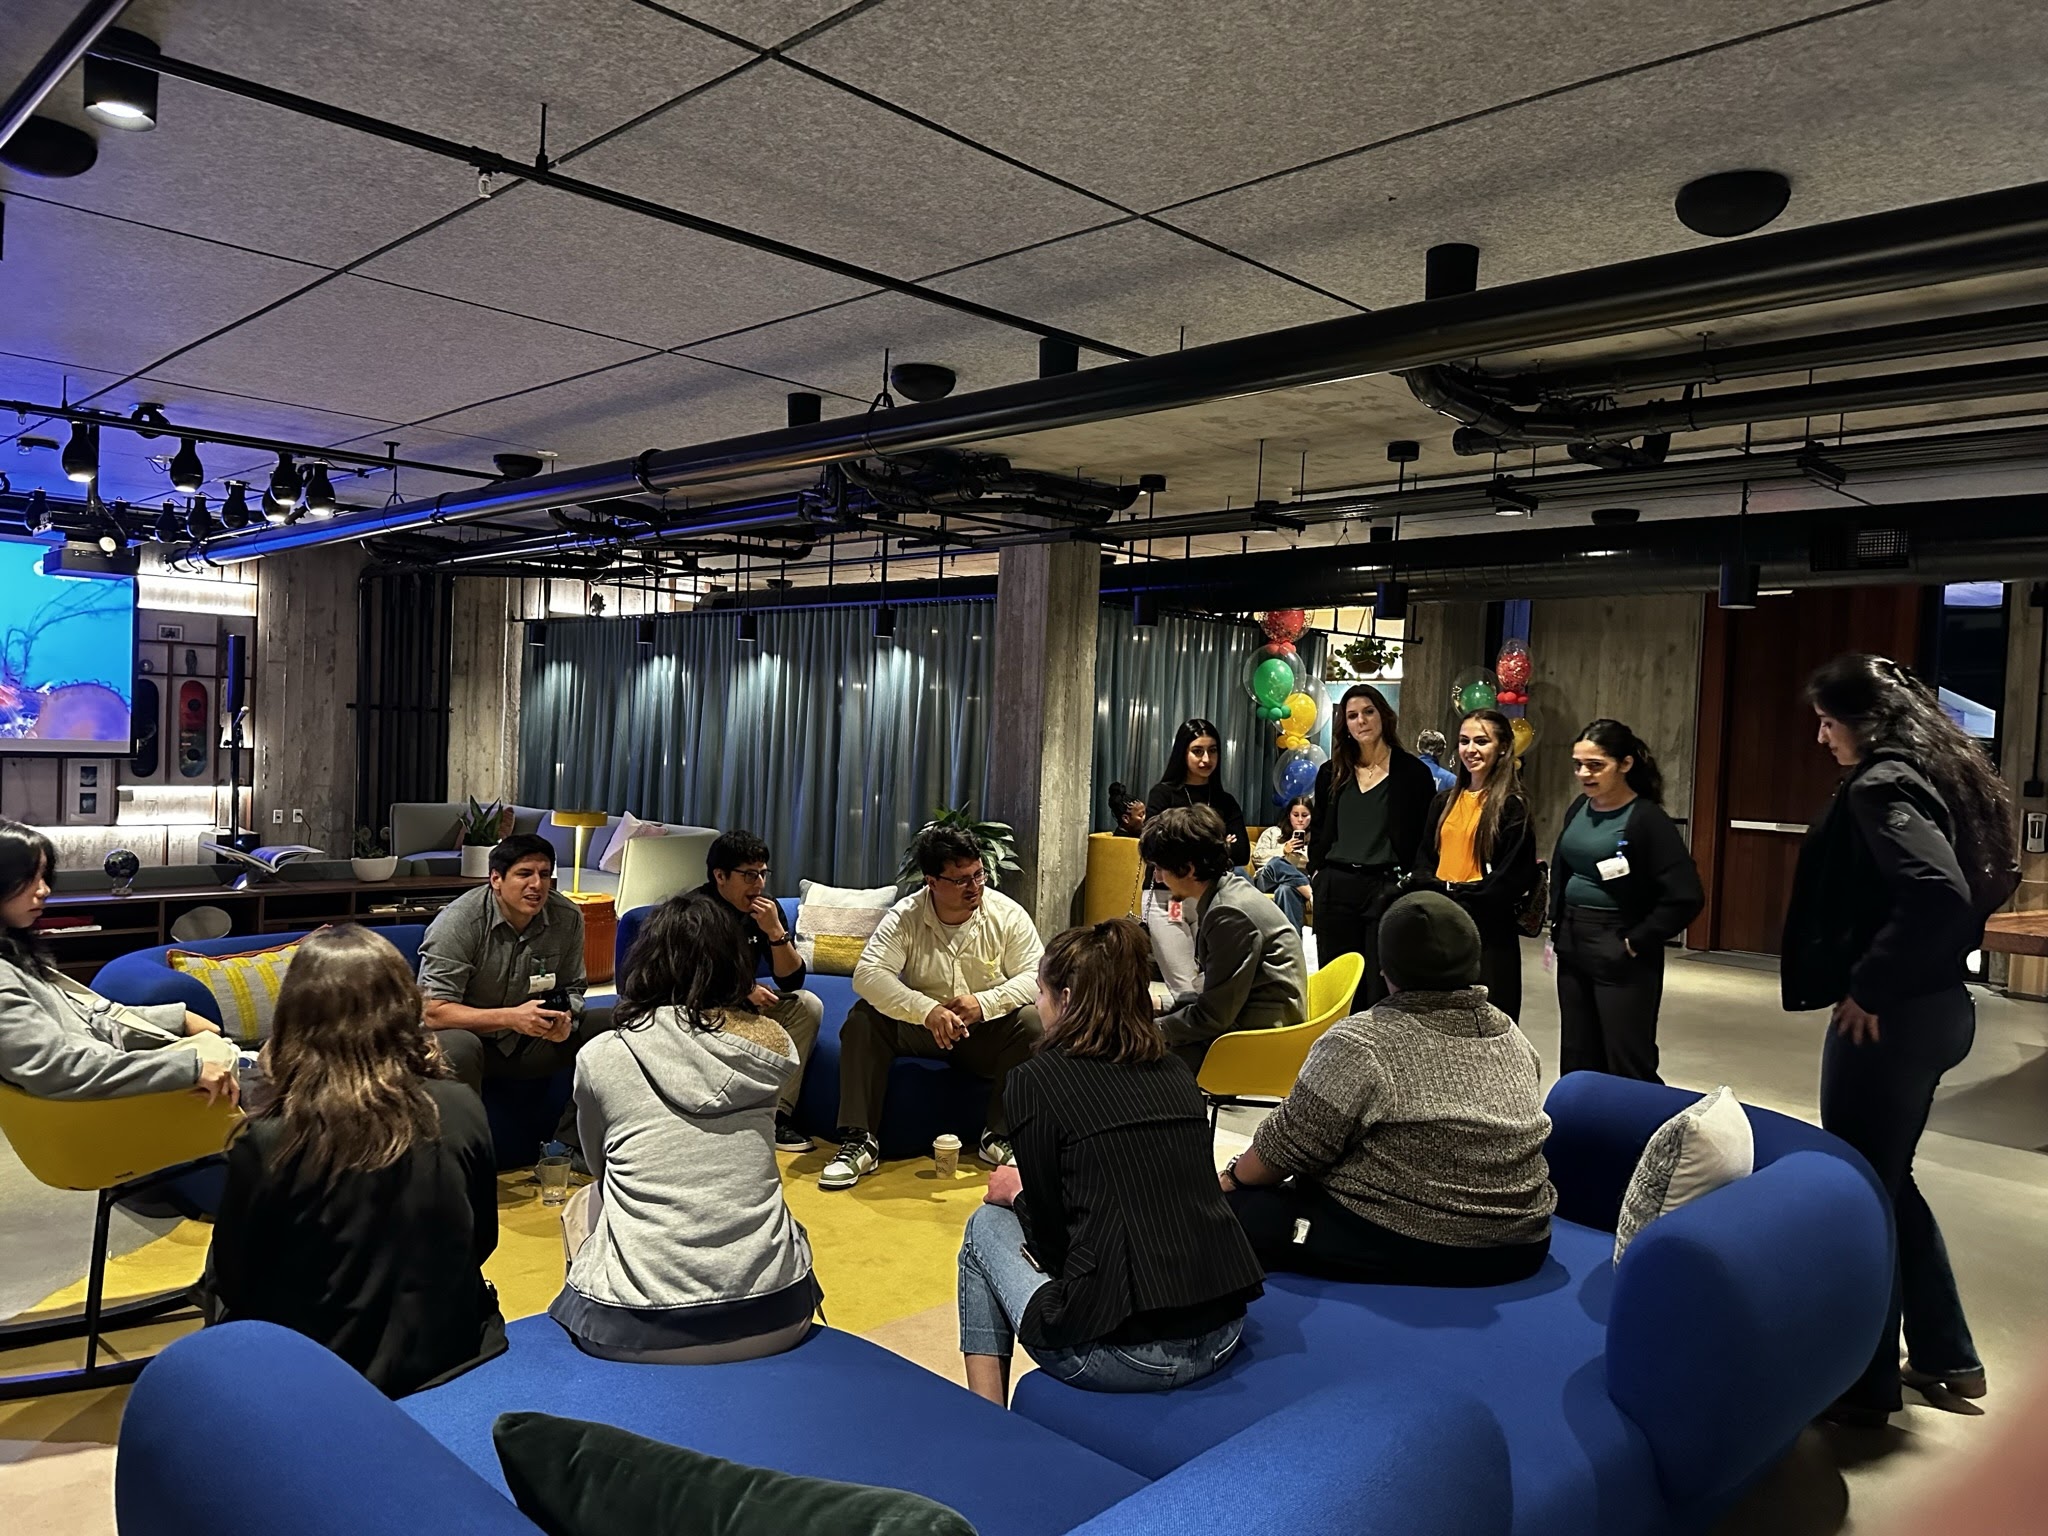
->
[1279, 756, 1318, 799]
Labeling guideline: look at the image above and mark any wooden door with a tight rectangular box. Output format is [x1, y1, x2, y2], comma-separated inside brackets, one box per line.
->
[1691, 587, 1923, 955]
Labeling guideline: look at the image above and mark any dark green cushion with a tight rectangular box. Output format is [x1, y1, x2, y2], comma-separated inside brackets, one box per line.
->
[491, 1411, 979, 1536]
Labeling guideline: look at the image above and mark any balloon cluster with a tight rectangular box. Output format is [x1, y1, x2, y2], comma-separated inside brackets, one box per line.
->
[1494, 638, 1532, 707]
[1246, 611, 1327, 803]
[1446, 640, 1539, 759]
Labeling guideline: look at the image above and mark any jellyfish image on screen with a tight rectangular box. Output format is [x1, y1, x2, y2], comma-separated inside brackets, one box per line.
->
[0, 540, 134, 749]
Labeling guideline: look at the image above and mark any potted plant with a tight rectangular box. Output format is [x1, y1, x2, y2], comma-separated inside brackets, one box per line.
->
[459, 797, 504, 878]
[351, 826, 397, 883]
[895, 804, 1023, 892]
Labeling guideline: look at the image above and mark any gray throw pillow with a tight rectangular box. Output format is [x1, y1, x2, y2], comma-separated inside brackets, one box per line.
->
[1613, 1085, 1754, 1263]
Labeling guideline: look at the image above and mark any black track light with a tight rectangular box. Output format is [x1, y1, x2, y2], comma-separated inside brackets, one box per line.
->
[84, 31, 161, 131]
[636, 618, 656, 653]
[301, 461, 337, 517]
[1374, 578, 1409, 623]
[25, 489, 49, 533]
[737, 610, 759, 643]
[95, 501, 125, 556]
[61, 421, 98, 483]
[168, 436, 205, 493]
[266, 452, 300, 517]
[155, 502, 182, 545]
[187, 495, 212, 543]
[128, 401, 171, 438]
[220, 481, 251, 530]
[1718, 560, 1760, 610]
[874, 604, 896, 641]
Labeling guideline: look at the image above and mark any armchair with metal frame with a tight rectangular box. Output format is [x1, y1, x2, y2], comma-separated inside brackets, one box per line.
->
[1195, 951, 1366, 1136]
[0, 1083, 240, 1400]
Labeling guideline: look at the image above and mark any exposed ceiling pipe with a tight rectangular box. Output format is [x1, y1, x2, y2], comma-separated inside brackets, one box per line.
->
[210, 174, 2048, 562]
[0, 0, 128, 149]
[89, 36, 1140, 365]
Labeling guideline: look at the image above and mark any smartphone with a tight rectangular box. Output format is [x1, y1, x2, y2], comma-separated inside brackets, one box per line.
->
[1020, 1243, 1045, 1274]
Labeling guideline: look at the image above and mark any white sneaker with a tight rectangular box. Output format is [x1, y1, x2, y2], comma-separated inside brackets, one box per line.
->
[819, 1134, 880, 1190]
[977, 1133, 1014, 1168]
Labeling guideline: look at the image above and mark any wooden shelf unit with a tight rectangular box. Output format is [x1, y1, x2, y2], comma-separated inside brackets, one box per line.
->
[37, 876, 483, 982]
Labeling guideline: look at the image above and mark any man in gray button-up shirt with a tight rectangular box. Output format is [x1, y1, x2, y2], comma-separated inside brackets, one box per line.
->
[418, 834, 589, 1139]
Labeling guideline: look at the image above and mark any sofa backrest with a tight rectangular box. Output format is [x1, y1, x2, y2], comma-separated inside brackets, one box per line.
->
[94, 925, 430, 1028]
[1605, 1149, 1891, 1507]
[119, 1322, 543, 1536]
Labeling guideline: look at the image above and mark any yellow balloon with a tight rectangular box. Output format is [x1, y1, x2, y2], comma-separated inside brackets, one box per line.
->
[1511, 716, 1537, 758]
[1282, 691, 1318, 734]
[1276, 732, 1309, 751]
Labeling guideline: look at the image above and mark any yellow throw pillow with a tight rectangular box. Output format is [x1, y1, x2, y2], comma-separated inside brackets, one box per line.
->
[169, 938, 301, 1044]
[793, 880, 901, 975]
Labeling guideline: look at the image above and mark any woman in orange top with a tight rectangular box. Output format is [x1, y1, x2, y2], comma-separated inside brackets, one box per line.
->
[1411, 710, 1539, 1020]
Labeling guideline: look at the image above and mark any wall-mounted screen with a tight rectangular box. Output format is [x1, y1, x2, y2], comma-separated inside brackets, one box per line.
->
[0, 537, 137, 754]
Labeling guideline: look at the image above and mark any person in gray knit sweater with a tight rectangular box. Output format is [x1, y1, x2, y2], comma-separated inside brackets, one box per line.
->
[1221, 890, 1555, 1286]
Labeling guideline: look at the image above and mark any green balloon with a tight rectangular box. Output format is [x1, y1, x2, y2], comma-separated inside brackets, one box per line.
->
[1252, 657, 1295, 709]
[1260, 703, 1286, 721]
[1459, 681, 1498, 713]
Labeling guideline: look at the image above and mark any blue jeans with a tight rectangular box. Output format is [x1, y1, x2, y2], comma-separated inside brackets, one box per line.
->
[1252, 860, 1309, 932]
[1819, 986, 1980, 1410]
[957, 1205, 1243, 1392]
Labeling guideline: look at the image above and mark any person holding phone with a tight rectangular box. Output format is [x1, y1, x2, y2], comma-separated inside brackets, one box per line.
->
[1250, 797, 1313, 931]
[956, 918, 1262, 1407]
[1547, 721, 1703, 1083]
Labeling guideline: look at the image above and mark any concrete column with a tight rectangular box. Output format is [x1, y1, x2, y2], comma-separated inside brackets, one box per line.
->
[986, 541, 1100, 928]
[255, 545, 364, 854]
[1999, 584, 2045, 998]
[448, 577, 523, 800]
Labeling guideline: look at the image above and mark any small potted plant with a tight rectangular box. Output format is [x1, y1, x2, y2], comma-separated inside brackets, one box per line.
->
[351, 826, 397, 883]
[459, 797, 504, 878]
[896, 804, 1023, 892]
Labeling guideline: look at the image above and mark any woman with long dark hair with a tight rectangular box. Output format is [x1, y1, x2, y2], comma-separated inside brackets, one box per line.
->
[0, 819, 240, 1104]
[1307, 684, 1437, 1010]
[552, 892, 818, 1364]
[205, 925, 505, 1397]
[1784, 654, 2018, 1422]
[958, 918, 1263, 1406]
[1547, 720, 1703, 1082]
[1143, 718, 1249, 993]
[1413, 710, 1538, 1020]
[1250, 795, 1313, 931]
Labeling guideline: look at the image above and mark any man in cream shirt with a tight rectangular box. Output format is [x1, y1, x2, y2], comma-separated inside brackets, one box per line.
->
[820, 826, 1043, 1189]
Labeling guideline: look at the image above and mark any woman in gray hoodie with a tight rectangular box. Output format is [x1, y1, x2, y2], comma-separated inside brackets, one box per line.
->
[550, 892, 819, 1364]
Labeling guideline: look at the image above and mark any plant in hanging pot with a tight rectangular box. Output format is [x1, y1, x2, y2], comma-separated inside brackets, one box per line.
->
[895, 804, 1023, 893]
[351, 825, 397, 883]
[459, 797, 505, 879]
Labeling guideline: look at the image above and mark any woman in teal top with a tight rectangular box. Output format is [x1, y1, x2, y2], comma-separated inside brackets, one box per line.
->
[1547, 720, 1703, 1082]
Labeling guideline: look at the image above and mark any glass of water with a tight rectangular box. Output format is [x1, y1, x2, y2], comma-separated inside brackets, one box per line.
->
[537, 1153, 572, 1206]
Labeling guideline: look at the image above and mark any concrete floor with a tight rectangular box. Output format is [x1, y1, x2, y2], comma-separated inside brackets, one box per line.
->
[4, 943, 2045, 1533]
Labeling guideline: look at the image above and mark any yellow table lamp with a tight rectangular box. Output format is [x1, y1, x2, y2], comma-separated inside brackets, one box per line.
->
[550, 811, 610, 896]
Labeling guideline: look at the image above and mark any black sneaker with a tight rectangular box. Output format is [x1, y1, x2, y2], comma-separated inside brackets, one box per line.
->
[774, 1114, 815, 1153]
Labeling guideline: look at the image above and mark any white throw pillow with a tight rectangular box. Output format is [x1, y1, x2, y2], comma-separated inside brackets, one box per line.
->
[597, 811, 668, 875]
[1613, 1085, 1755, 1262]
[795, 878, 901, 975]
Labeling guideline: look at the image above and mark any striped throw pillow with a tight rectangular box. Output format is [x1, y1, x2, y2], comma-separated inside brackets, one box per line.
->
[168, 937, 303, 1044]
[794, 881, 900, 975]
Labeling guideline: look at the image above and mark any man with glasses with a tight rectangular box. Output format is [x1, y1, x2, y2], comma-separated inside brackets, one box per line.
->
[821, 826, 1044, 1190]
[697, 829, 824, 1153]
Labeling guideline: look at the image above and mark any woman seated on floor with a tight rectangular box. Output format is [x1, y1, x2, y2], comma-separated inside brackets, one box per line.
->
[1222, 891, 1556, 1286]
[959, 918, 1264, 1406]
[0, 819, 240, 1106]
[205, 924, 506, 1397]
[552, 892, 819, 1364]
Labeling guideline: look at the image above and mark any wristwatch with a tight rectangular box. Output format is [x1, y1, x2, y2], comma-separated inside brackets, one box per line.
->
[1221, 1154, 1243, 1190]
[769, 935, 794, 946]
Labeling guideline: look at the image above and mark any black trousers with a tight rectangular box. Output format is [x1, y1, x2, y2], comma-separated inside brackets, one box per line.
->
[1819, 986, 1979, 1412]
[1554, 905, 1665, 1083]
[1449, 894, 1524, 1023]
[439, 1022, 600, 1148]
[1227, 1178, 1550, 1287]
[835, 999, 1043, 1138]
[1310, 865, 1399, 1012]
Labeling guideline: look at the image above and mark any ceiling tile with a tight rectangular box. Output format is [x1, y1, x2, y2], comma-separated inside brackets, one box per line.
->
[152, 276, 650, 422]
[356, 182, 874, 348]
[571, 65, 1111, 276]
[791, 0, 1848, 210]
[1169, 0, 2048, 309]
[662, 2, 854, 47]
[123, 0, 753, 153]
[0, 198, 320, 378]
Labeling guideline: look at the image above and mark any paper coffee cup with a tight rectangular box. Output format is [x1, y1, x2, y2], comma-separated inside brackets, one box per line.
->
[933, 1133, 961, 1176]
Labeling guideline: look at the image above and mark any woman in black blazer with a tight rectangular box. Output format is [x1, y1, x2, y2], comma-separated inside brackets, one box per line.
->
[1547, 719, 1703, 1083]
[1308, 684, 1438, 1012]
[1411, 710, 1539, 1021]
[956, 919, 1263, 1407]
[1783, 655, 2018, 1421]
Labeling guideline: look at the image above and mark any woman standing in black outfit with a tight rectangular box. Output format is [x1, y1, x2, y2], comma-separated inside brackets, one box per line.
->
[1308, 684, 1437, 1012]
[1144, 718, 1250, 994]
[1783, 655, 2017, 1423]
[1413, 709, 1539, 1021]
[1548, 720, 1703, 1083]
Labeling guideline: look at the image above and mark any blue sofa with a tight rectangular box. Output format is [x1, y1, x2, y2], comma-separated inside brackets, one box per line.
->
[111, 1075, 1887, 1536]
[618, 897, 995, 1159]
[94, 924, 571, 1169]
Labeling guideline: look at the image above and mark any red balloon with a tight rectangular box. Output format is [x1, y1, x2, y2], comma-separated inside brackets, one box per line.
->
[1261, 609, 1308, 643]
[1275, 641, 1296, 656]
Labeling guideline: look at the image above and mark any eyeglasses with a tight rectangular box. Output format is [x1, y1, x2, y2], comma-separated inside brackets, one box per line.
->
[931, 870, 988, 890]
[731, 867, 771, 884]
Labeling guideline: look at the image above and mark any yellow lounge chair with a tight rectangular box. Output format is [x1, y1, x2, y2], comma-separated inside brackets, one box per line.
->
[1196, 951, 1366, 1135]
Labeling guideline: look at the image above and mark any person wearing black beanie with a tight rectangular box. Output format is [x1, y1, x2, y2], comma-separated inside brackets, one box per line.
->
[1220, 893, 1556, 1285]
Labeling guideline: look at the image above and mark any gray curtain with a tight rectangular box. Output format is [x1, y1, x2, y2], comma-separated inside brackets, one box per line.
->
[520, 604, 994, 888]
[1092, 607, 1327, 828]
